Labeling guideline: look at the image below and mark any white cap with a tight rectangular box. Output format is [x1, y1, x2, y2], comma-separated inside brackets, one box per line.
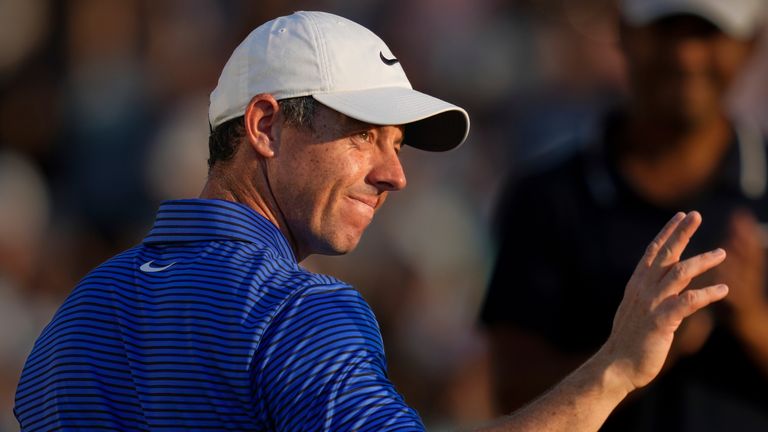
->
[209, 11, 470, 151]
[620, 0, 767, 39]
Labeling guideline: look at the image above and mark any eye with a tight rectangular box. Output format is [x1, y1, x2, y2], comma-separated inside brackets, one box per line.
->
[357, 131, 372, 142]
[351, 130, 374, 146]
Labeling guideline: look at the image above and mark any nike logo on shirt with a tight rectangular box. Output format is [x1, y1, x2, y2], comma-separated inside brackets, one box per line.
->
[140, 260, 176, 273]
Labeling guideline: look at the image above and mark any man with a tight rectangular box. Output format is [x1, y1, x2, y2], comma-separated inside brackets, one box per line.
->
[16, 11, 728, 431]
[482, 0, 768, 430]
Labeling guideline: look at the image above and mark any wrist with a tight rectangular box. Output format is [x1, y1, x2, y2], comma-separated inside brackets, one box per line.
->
[577, 346, 635, 404]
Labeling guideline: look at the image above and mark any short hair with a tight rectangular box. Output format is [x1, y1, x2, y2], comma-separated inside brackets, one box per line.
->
[207, 96, 316, 169]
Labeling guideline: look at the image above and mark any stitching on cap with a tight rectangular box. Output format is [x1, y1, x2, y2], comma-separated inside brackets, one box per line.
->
[304, 12, 330, 91]
[239, 40, 249, 115]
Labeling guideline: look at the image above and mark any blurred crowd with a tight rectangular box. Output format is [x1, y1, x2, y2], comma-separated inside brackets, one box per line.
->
[1, 0, 767, 431]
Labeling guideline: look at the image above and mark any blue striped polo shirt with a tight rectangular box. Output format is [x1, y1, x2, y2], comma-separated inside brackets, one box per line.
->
[15, 199, 424, 431]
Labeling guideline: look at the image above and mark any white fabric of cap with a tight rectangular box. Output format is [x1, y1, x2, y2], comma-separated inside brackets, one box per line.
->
[621, 0, 766, 39]
[209, 11, 470, 151]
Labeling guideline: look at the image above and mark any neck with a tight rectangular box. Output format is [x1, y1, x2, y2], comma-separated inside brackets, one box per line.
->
[200, 162, 303, 261]
[617, 112, 732, 206]
[622, 112, 730, 160]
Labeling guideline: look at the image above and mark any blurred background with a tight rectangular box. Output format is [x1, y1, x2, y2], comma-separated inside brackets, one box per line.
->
[1, 0, 767, 431]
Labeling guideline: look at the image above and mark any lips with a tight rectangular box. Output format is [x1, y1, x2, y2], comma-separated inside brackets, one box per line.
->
[347, 195, 378, 218]
[349, 195, 378, 209]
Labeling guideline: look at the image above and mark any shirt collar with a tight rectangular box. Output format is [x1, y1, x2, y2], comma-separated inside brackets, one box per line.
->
[143, 199, 296, 263]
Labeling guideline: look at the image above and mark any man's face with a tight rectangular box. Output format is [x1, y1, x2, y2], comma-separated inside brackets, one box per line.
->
[621, 15, 756, 127]
[269, 104, 406, 259]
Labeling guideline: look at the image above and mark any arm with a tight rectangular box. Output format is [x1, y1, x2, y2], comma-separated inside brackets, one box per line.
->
[476, 211, 728, 431]
[487, 326, 588, 415]
[479, 346, 632, 431]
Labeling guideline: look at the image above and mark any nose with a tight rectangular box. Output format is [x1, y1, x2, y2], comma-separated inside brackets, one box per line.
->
[674, 42, 707, 72]
[666, 36, 711, 73]
[368, 147, 407, 192]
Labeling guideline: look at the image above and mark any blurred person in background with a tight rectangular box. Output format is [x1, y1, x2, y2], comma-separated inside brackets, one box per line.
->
[482, 0, 768, 430]
[0, 151, 54, 432]
[13, 9, 734, 432]
[6, 0, 768, 430]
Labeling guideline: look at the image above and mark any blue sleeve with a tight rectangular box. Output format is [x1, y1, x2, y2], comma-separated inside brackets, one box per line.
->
[252, 284, 425, 432]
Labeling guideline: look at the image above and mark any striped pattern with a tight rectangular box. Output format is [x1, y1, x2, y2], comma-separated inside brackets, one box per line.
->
[15, 199, 423, 431]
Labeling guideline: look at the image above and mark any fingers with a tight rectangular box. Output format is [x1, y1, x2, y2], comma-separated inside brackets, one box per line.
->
[647, 212, 702, 282]
[655, 211, 701, 266]
[656, 284, 729, 329]
[637, 212, 686, 271]
[656, 248, 727, 298]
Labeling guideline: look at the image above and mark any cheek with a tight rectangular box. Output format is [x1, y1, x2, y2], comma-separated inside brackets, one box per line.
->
[315, 154, 374, 253]
[316, 147, 368, 189]
[300, 149, 369, 223]
[310, 152, 357, 182]
[323, 159, 367, 219]
[713, 43, 752, 86]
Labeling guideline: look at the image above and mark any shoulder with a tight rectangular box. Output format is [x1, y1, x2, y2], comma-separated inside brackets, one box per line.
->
[272, 280, 380, 339]
[253, 279, 386, 391]
[254, 279, 421, 430]
[260, 256, 372, 319]
[502, 125, 599, 202]
[493, 142, 591, 231]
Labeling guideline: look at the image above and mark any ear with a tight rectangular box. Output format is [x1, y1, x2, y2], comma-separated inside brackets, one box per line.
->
[243, 93, 280, 158]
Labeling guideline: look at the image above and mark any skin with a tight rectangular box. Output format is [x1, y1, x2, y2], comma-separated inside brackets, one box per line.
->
[621, 16, 768, 378]
[619, 16, 757, 205]
[478, 212, 728, 431]
[489, 17, 764, 416]
[622, 15, 756, 134]
[201, 93, 729, 431]
[200, 93, 405, 261]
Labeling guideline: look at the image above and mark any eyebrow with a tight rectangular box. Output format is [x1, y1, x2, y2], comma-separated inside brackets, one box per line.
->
[341, 115, 373, 131]
[341, 115, 405, 144]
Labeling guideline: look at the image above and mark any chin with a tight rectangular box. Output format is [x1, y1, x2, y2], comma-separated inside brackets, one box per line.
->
[672, 107, 718, 130]
[311, 212, 373, 256]
[316, 232, 364, 256]
[652, 98, 716, 129]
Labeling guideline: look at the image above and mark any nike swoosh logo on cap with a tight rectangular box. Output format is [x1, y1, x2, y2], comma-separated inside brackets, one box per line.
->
[380, 51, 399, 65]
[140, 260, 176, 273]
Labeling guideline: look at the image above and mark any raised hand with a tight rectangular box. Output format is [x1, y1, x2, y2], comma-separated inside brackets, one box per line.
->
[477, 211, 730, 432]
[600, 211, 729, 391]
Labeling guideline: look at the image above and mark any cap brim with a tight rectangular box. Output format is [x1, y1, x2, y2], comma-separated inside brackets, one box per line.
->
[313, 87, 470, 152]
[621, 2, 759, 39]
